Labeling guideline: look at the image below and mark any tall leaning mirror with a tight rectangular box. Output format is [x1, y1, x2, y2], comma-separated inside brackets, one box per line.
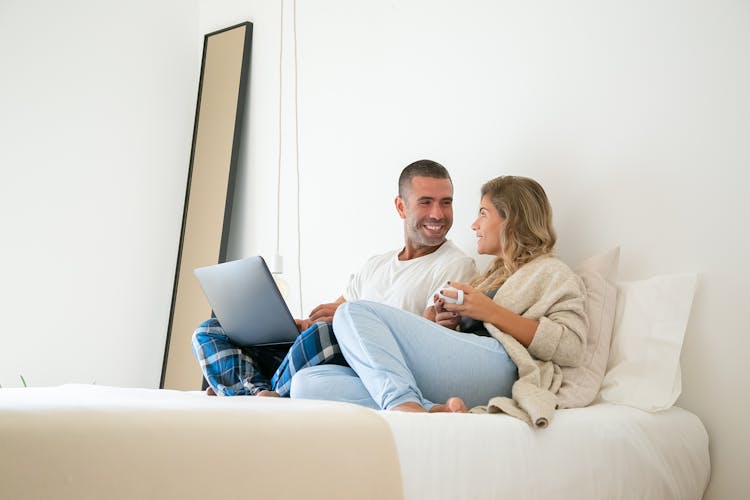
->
[161, 22, 253, 390]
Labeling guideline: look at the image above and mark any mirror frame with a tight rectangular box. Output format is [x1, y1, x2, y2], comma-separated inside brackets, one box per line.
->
[160, 22, 253, 389]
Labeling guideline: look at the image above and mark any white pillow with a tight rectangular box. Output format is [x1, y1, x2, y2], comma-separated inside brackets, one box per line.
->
[556, 247, 619, 408]
[596, 273, 697, 411]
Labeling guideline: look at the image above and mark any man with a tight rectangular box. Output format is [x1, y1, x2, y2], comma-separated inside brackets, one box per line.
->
[192, 159, 478, 396]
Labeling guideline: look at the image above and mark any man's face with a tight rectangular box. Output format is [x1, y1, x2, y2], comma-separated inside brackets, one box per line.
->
[396, 176, 454, 248]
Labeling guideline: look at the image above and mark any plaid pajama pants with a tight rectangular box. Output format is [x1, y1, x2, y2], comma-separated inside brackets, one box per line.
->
[191, 318, 347, 396]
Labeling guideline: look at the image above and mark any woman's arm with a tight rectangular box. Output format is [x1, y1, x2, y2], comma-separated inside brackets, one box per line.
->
[440, 282, 537, 346]
[485, 305, 539, 347]
[442, 271, 587, 366]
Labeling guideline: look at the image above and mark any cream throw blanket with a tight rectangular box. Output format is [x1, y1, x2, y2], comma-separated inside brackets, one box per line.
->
[470, 256, 589, 428]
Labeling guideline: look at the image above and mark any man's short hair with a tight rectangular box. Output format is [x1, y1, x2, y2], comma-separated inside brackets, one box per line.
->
[398, 159, 452, 198]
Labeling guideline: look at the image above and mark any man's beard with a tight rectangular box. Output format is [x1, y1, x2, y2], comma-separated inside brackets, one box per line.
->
[407, 217, 450, 247]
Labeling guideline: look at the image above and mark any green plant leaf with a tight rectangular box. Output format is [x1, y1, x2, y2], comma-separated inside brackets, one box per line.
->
[20, 375, 27, 387]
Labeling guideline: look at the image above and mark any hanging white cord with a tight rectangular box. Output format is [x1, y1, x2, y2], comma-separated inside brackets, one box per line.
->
[293, 0, 303, 315]
[275, 0, 284, 257]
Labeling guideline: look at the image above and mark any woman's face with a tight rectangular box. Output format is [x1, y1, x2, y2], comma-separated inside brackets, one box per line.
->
[471, 195, 505, 256]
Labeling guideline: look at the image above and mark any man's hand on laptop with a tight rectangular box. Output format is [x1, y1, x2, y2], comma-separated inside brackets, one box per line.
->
[294, 318, 313, 332]
[307, 297, 347, 325]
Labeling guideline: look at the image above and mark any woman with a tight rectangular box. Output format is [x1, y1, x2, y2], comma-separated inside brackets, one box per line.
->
[290, 176, 588, 413]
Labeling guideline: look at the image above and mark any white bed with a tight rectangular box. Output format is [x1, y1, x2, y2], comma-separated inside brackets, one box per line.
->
[0, 384, 709, 500]
[1, 250, 710, 499]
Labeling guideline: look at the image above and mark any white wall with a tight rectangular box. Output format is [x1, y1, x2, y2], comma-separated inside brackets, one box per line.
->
[1, 0, 748, 498]
[0, 0, 199, 388]
[198, 0, 305, 310]
[203, 2, 749, 499]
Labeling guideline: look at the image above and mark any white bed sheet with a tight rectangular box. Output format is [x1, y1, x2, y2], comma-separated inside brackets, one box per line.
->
[382, 403, 710, 500]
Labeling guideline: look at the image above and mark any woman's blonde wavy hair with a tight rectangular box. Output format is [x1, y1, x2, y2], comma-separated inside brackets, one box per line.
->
[470, 176, 557, 292]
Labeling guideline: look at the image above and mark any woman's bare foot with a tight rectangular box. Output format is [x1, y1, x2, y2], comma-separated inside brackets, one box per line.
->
[257, 390, 280, 397]
[428, 397, 468, 413]
[391, 397, 468, 413]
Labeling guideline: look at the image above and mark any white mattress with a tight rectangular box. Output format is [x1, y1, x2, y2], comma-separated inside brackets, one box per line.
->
[0, 385, 403, 500]
[0, 385, 710, 500]
[382, 403, 710, 500]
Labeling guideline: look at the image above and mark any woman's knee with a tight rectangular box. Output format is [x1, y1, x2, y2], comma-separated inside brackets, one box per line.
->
[332, 300, 379, 337]
[331, 302, 353, 344]
[332, 301, 351, 327]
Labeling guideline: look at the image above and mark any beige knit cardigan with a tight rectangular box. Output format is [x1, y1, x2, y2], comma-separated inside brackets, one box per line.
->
[470, 255, 589, 428]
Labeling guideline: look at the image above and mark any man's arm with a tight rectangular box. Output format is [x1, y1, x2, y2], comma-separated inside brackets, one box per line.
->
[296, 296, 346, 331]
[423, 292, 461, 330]
[309, 296, 346, 323]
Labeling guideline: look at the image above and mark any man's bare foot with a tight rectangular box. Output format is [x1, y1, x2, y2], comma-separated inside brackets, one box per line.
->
[257, 390, 280, 398]
[391, 401, 427, 412]
[205, 387, 216, 396]
[428, 397, 468, 413]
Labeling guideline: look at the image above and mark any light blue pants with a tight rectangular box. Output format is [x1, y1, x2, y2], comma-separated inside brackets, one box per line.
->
[290, 300, 518, 410]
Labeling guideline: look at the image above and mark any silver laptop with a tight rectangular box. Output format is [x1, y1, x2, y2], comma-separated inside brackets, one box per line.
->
[193, 256, 299, 346]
